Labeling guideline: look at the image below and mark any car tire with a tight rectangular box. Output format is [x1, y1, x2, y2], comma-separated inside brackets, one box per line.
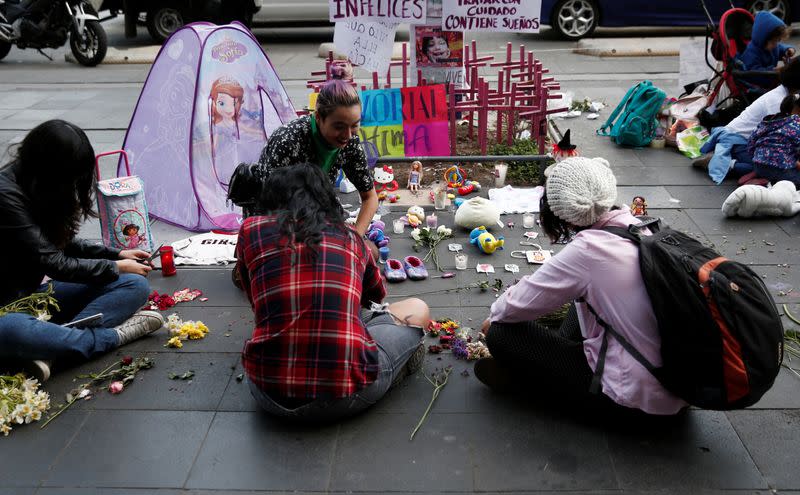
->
[0, 41, 11, 61]
[551, 0, 599, 41]
[747, 0, 791, 23]
[146, 5, 186, 43]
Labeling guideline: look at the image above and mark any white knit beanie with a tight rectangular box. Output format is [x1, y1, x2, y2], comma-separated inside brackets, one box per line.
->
[545, 157, 617, 227]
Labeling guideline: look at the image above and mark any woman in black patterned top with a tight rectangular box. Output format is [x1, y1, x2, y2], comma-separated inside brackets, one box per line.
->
[254, 80, 377, 236]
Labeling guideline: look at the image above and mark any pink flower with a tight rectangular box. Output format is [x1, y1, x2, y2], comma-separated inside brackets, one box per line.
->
[108, 381, 124, 394]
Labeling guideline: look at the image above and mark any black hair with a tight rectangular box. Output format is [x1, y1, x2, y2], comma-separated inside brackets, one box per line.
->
[780, 56, 800, 91]
[123, 224, 140, 236]
[8, 120, 96, 248]
[257, 163, 350, 257]
[767, 24, 789, 44]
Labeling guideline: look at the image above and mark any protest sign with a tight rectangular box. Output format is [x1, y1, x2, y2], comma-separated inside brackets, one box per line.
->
[442, 0, 542, 33]
[360, 88, 405, 156]
[329, 0, 427, 24]
[333, 20, 398, 75]
[358, 85, 450, 156]
[410, 24, 465, 87]
[401, 85, 450, 155]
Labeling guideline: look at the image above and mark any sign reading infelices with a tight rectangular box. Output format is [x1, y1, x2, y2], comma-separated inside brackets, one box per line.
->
[330, 0, 428, 23]
[442, 0, 542, 32]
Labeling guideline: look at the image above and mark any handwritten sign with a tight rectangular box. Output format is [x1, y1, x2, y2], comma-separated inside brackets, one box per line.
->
[329, 0, 427, 24]
[442, 0, 542, 33]
[360, 88, 405, 156]
[333, 20, 398, 75]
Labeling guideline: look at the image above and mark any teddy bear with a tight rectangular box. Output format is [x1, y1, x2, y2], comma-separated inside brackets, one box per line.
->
[721, 181, 800, 218]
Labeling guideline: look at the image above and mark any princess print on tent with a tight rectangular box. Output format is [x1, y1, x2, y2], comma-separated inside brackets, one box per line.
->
[209, 76, 244, 188]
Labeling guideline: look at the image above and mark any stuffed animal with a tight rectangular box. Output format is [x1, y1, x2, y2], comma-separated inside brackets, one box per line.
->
[374, 165, 399, 192]
[455, 197, 501, 230]
[470, 226, 505, 254]
[367, 221, 390, 248]
[721, 181, 800, 218]
[406, 206, 425, 228]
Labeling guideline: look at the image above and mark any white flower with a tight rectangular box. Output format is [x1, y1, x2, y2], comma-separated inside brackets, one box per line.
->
[29, 410, 41, 422]
[437, 225, 452, 237]
[410, 229, 421, 241]
[35, 312, 51, 322]
[1, 423, 11, 436]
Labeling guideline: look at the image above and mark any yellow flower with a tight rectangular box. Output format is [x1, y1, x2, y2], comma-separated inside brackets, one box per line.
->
[195, 321, 209, 334]
[186, 327, 205, 340]
[165, 336, 183, 349]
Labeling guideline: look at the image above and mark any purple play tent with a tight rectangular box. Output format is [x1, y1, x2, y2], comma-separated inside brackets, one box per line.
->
[120, 22, 296, 231]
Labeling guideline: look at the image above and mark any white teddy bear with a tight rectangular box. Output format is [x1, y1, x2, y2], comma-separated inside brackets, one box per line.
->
[721, 180, 800, 218]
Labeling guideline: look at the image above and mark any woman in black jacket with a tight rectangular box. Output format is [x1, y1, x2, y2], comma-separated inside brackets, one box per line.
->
[0, 120, 164, 382]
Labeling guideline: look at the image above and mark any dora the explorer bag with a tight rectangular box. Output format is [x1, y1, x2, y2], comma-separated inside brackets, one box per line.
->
[597, 81, 666, 147]
[585, 218, 783, 410]
[95, 150, 155, 252]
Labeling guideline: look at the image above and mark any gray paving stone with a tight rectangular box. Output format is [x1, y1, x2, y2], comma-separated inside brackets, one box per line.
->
[329, 412, 472, 492]
[646, 208, 706, 239]
[468, 409, 617, 492]
[0, 489, 36, 495]
[37, 490, 183, 495]
[148, 268, 250, 308]
[185, 411, 338, 491]
[664, 185, 737, 209]
[687, 208, 784, 236]
[43, 410, 214, 488]
[706, 233, 799, 265]
[632, 146, 694, 168]
[0, 410, 88, 488]
[608, 410, 767, 490]
[774, 213, 800, 236]
[121, 307, 253, 354]
[750, 368, 800, 409]
[216, 358, 258, 412]
[727, 410, 800, 490]
[617, 186, 679, 209]
[754, 265, 800, 305]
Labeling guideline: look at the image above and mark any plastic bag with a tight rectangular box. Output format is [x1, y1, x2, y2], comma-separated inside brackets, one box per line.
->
[676, 125, 710, 159]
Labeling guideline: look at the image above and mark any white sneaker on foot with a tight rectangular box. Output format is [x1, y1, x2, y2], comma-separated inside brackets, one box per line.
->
[23, 360, 51, 383]
[115, 311, 164, 346]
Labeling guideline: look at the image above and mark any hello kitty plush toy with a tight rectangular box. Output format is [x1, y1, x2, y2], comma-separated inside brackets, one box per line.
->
[374, 165, 399, 192]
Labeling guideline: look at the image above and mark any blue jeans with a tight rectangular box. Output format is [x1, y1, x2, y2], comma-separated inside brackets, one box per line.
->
[754, 162, 800, 187]
[0, 274, 150, 363]
[248, 310, 424, 422]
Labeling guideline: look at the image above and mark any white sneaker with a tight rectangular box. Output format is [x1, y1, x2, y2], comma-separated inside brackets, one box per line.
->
[23, 360, 51, 383]
[114, 311, 164, 346]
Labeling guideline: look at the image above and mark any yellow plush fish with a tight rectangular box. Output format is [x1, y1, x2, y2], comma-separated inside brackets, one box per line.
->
[470, 226, 505, 254]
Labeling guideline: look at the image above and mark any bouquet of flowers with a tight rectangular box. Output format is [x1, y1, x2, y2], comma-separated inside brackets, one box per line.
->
[0, 374, 50, 436]
[410, 225, 453, 272]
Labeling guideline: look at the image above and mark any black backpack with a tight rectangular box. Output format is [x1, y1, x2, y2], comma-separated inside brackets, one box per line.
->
[586, 218, 784, 410]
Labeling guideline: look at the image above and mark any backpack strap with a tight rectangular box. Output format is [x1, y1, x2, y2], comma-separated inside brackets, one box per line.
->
[597, 82, 647, 137]
[579, 298, 658, 394]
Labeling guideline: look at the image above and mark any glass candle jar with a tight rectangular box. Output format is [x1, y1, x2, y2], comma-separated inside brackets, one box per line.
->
[393, 219, 405, 234]
[454, 252, 468, 270]
[426, 213, 438, 229]
[159, 245, 177, 277]
[434, 187, 447, 210]
[523, 214, 535, 229]
[379, 246, 390, 264]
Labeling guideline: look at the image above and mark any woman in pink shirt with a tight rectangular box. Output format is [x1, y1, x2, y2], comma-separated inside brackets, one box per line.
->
[475, 157, 687, 416]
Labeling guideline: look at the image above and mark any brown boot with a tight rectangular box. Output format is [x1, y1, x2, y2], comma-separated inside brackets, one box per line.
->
[692, 154, 712, 171]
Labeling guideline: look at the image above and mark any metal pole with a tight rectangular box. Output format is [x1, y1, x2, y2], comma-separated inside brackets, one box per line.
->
[374, 154, 551, 163]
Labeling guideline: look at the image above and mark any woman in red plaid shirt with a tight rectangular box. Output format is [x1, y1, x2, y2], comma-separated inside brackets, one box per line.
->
[237, 163, 429, 420]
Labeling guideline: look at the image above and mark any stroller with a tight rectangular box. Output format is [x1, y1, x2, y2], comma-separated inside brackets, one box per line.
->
[696, 0, 781, 128]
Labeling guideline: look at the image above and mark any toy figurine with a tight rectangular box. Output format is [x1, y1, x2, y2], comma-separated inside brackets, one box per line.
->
[408, 161, 423, 193]
[367, 221, 390, 248]
[406, 206, 425, 228]
[374, 165, 399, 192]
[469, 226, 505, 254]
[630, 196, 648, 217]
[444, 165, 467, 188]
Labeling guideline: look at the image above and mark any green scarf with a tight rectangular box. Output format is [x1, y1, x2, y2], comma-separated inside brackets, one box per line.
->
[310, 115, 340, 175]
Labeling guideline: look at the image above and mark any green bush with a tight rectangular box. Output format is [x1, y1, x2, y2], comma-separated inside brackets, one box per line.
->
[489, 139, 553, 186]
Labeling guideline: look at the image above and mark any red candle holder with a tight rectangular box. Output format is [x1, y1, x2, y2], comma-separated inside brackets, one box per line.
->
[159, 245, 177, 277]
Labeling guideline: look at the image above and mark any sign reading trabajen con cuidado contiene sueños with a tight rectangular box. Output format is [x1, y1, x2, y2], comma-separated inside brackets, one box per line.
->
[330, 0, 427, 24]
[442, 0, 542, 32]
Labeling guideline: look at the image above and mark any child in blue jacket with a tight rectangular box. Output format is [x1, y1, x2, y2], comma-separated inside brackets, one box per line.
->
[738, 11, 795, 72]
[747, 93, 800, 186]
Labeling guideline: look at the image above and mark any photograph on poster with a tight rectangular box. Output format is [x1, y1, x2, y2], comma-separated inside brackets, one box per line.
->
[414, 26, 462, 67]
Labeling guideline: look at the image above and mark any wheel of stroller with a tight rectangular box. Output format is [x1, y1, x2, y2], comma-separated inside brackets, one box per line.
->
[748, 0, 791, 23]
[551, 0, 598, 41]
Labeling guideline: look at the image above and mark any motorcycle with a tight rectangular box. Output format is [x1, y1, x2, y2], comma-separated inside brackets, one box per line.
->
[0, 0, 107, 66]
